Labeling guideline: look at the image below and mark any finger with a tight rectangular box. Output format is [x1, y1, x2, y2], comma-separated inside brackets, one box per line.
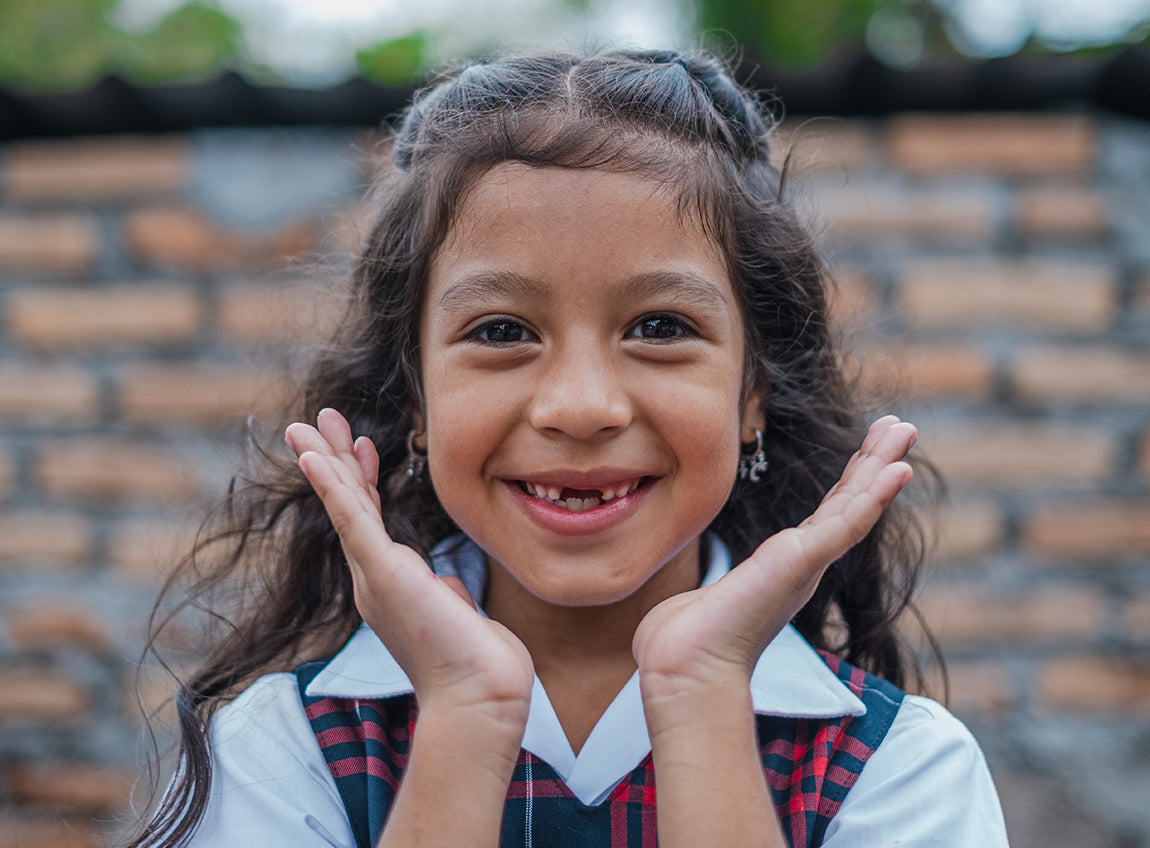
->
[291, 410, 373, 493]
[285, 421, 326, 459]
[821, 418, 917, 506]
[354, 436, 381, 488]
[298, 449, 394, 545]
[797, 460, 913, 567]
[315, 407, 358, 467]
[298, 451, 445, 629]
[297, 433, 381, 517]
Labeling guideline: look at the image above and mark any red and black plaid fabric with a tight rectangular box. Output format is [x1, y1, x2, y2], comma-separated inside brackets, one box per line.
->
[295, 651, 902, 848]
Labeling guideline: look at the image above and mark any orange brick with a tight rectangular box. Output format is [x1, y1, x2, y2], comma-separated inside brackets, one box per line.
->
[5, 602, 112, 654]
[1022, 501, 1150, 560]
[1014, 184, 1109, 238]
[774, 121, 878, 174]
[108, 516, 201, 580]
[216, 278, 342, 345]
[129, 663, 181, 727]
[0, 511, 93, 570]
[827, 267, 880, 332]
[823, 184, 995, 242]
[8, 760, 132, 813]
[918, 583, 1106, 648]
[918, 660, 1017, 717]
[0, 817, 98, 848]
[4, 136, 188, 201]
[860, 343, 994, 401]
[0, 448, 14, 499]
[118, 364, 287, 425]
[888, 113, 1096, 174]
[0, 669, 89, 720]
[1035, 656, 1150, 713]
[1012, 346, 1150, 404]
[1122, 594, 1150, 640]
[898, 259, 1114, 331]
[924, 422, 1114, 487]
[0, 366, 100, 424]
[6, 284, 200, 350]
[125, 206, 318, 269]
[928, 498, 1004, 563]
[1135, 272, 1150, 321]
[0, 214, 98, 273]
[35, 439, 205, 503]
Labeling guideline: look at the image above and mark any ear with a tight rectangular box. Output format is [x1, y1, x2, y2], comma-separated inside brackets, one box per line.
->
[740, 390, 765, 443]
[410, 409, 427, 450]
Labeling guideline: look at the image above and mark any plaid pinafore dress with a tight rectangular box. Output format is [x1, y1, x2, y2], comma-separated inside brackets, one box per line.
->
[294, 651, 903, 848]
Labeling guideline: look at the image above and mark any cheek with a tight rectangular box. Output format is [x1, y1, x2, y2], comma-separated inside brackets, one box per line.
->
[422, 379, 513, 492]
[663, 387, 743, 498]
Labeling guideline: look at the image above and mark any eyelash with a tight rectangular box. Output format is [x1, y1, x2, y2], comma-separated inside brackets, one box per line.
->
[465, 313, 697, 345]
[625, 313, 698, 342]
[465, 318, 538, 345]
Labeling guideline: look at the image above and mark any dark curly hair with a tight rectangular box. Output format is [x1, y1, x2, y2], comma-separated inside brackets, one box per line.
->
[130, 48, 938, 848]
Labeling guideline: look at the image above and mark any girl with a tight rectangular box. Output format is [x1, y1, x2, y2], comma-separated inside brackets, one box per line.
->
[134, 49, 1007, 847]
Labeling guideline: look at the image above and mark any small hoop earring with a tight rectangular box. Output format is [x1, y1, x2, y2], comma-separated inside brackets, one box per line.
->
[738, 429, 768, 483]
[405, 429, 427, 480]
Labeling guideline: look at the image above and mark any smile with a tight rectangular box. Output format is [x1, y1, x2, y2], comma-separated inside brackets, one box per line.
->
[519, 477, 649, 512]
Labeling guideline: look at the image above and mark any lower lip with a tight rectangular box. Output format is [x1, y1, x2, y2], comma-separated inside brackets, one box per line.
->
[506, 480, 654, 537]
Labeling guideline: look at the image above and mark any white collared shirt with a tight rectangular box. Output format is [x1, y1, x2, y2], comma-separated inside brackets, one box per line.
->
[187, 536, 1008, 846]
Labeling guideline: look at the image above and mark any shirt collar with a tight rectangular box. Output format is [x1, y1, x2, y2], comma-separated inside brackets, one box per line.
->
[306, 534, 865, 805]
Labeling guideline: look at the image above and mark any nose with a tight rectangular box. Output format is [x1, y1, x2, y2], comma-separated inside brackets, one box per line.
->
[528, 338, 632, 440]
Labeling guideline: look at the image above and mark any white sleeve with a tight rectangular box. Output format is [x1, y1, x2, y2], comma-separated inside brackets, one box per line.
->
[820, 694, 1009, 847]
[183, 673, 358, 847]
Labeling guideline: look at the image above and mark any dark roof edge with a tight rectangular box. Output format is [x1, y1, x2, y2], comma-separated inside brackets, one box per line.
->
[1, 47, 1147, 140]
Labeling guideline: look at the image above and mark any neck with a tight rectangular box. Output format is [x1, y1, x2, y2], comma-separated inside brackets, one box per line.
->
[483, 544, 703, 753]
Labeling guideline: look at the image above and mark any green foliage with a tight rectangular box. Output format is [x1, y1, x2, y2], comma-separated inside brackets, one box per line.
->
[122, 2, 245, 83]
[698, 0, 883, 67]
[0, 0, 122, 90]
[355, 33, 431, 84]
[0, 0, 244, 92]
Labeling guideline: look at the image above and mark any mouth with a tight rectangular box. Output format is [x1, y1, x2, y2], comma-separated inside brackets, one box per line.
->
[518, 477, 651, 512]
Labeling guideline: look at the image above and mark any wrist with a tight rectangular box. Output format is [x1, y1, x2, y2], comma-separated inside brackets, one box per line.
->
[640, 671, 754, 744]
[415, 696, 528, 767]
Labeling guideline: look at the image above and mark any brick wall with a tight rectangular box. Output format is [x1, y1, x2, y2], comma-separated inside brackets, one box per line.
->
[0, 116, 1147, 846]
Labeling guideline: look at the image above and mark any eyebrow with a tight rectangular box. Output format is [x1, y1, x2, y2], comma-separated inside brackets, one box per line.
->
[437, 271, 545, 317]
[435, 268, 732, 316]
[619, 270, 733, 311]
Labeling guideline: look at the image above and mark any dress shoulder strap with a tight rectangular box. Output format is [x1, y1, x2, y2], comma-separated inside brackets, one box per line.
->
[757, 651, 905, 847]
[294, 660, 416, 848]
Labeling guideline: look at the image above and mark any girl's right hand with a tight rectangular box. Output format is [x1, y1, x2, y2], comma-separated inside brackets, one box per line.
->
[286, 409, 534, 740]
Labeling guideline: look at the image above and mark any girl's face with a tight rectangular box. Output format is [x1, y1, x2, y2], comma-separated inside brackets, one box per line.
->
[419, 163, 760, 612]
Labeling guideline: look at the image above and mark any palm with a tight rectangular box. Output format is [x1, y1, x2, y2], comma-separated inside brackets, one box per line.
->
[634, 416, 916, 687]
[287, 410, 534, 719]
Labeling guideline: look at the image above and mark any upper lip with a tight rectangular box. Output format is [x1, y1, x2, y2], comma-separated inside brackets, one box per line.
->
[509, 468, 656, 489]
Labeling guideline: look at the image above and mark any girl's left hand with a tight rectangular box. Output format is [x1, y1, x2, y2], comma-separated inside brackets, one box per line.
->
[635, 415, 916, 848]
[633, 415, 917, 700]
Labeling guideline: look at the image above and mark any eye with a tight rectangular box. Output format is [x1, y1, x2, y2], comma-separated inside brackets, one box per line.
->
[626, 313, 697, 341]
[467, 318, 538, 344]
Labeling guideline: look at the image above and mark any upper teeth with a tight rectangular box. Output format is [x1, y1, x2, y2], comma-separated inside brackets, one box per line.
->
[523, 479, 641, 511]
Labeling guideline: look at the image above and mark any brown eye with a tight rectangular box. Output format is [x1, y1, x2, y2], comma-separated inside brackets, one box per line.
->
[469, 319, 537, 344]
[628, 314, 694, 341]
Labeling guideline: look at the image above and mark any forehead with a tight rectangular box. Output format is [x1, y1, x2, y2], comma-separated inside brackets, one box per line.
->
[430, 164, 732, 296]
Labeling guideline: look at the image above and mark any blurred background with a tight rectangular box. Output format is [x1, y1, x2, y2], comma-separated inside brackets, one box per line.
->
[1, 1, 1149, 846]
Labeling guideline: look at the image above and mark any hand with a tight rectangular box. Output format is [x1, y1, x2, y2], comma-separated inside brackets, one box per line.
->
[286, 409, 534, 731]
[633, 415, 917, 698]
[635, 416, 915, 848]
